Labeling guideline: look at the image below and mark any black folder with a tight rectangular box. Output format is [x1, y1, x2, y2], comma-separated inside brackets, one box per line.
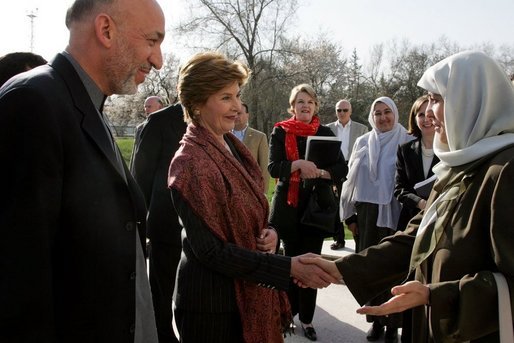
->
[414, 174, 437, 199]
[305, 136, 342, 169]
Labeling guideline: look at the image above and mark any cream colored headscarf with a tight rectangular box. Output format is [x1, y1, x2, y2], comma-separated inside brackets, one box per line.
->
[418, 50, 514, 171]
[340, 96, 413, 230]
[414, 51, 514, 239]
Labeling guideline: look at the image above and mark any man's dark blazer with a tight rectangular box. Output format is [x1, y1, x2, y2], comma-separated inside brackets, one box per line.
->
[0, 53, 147, 343]
[129, 120, 146, 173]
[394, 137, 439, 231]
[131, 103, 187, 245]
[130, 104, 186, 342]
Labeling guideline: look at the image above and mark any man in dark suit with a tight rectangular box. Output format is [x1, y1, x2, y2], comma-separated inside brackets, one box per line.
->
[130, 95, 165, 172]
[0, 0, 165, 342]
[326, 99, 368, 250]
[131, 103, 187, 343]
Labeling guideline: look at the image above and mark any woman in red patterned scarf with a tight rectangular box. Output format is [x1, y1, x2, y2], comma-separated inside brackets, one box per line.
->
[268, 84, 347, 341]
[168, 53, 338, 343]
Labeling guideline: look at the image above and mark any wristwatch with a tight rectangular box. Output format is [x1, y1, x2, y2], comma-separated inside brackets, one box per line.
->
[319, 169, 325, 177]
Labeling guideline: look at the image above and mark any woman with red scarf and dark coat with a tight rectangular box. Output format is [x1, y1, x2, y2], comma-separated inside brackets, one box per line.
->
[168, 54, 338, 343]
[268, 84, 347, 341]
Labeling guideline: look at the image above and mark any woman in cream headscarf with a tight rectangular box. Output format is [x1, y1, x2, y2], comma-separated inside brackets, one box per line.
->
[339, 96, 412, 341]
[304, 51, 514, 342]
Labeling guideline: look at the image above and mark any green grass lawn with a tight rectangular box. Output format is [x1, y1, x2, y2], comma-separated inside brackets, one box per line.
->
[266, 178, 352, 240]
[116, 137, 134, 165]
[117, 137, 351, 240]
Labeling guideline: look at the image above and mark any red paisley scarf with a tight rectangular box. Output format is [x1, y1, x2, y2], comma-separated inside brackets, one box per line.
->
[274, 115, 320, 207]
[168, 124, 291, 343]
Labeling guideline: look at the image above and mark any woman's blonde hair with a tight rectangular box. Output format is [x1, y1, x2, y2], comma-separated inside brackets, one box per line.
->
[178, 51, 251, 124]
[287, 83, 320, 115]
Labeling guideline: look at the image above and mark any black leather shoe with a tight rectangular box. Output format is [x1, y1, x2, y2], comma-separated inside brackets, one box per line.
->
[366, 323, 384, 341]
[384, 327, 398, 343]
[301, 325, 317, 341]
[330, 241, 345, 250]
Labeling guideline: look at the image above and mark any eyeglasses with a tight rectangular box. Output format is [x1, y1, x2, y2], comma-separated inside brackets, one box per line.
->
[337, 109, 349, 113]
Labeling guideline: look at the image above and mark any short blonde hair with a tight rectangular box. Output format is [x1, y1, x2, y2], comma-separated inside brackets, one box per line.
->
[288, 83, 320, 115]
[178, 51, 251, 125]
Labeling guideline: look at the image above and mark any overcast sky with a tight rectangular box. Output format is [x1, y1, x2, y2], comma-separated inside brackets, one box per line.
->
[1, 0, 512, 64]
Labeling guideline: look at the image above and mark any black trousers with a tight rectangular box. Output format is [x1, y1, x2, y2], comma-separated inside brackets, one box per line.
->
[149, 241, 182, 343]
[333, 221, 345, 242]
[282, 230, 324, 324]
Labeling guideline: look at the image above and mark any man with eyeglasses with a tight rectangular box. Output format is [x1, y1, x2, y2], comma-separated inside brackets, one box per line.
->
[326, 99, 368, 250]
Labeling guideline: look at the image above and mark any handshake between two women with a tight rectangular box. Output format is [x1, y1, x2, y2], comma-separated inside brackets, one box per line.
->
[257, 226, 429, 317]
[290, 254, 430, 318]
[255, 228, 342, 289]
[256, 228, 342, 289]
[290, 253, 342, 289]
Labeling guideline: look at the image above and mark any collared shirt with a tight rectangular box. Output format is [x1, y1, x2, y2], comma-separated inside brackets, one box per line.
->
[62, 51, 105, 111]
[62, 51, 127, 181]
[232, 125, 248, 141]
[335, 119, 352, 160]
[62, 51, 157, 343]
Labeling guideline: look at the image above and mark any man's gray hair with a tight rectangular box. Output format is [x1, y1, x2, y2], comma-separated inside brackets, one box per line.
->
[65, 0, 115, 28]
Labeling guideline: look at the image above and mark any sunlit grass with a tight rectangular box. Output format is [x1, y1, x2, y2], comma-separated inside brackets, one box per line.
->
[117, 137, 350, 240]
[116, 137, 134, 165]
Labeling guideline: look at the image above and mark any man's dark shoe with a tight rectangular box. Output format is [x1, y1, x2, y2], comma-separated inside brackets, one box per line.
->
[384, 327, 398, 343]
[330, 240, 345, 250]
[366, 323, 384, 341]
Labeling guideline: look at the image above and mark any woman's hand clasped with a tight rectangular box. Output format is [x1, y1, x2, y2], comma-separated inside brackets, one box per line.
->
[256, 227, 278, 254]
[292, 159, 319, 179]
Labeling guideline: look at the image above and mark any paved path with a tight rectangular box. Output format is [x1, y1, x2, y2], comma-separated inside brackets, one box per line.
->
[320, 239, 356, 260]
[284, 240, 401, 342]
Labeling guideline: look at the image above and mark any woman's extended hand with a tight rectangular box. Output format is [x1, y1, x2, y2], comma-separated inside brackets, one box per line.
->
[256, 227, 278, 253]
[356, 281, 430, 316]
